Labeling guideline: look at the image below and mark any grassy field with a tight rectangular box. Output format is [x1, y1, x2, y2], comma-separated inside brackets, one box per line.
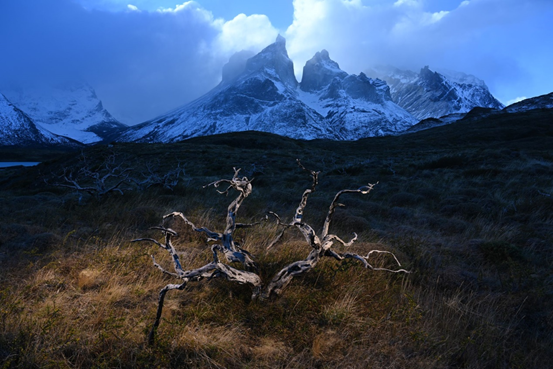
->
[1, 109, 552, 368]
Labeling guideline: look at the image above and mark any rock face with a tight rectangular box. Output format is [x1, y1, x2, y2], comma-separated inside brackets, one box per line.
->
[2, 83, 126, 144]
[120, 36, 335, 142]
[119, 37, 417, 143]
[367, 65, 504, 120]
[298, 51, 416, 138]
[0, 93, 78, 146]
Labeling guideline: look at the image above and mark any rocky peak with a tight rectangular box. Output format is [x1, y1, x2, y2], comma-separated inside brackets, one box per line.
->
[419, 66, 445, 91]
[300, 49, 348, 92]
[341, 73, 391, 104]
[244, 35, 298, 88]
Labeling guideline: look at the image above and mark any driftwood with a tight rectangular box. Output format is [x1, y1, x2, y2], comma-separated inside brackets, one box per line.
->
[133, 168, 262, 344]
[262, 160, 409, 298]
[133, 163, 410, 345]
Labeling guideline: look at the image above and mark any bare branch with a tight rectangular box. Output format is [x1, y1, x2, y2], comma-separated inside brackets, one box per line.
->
[263, 165, 407, 299]
[321, 183, 378, 239]
[151, 255, 179, 278]
[136, 164, 410, 345]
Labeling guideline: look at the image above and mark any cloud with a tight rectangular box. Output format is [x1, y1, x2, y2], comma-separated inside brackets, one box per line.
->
[215, 13, 278, 55]
[0, 0, 551, 124]
[505, 97, 527, 106]
[0, 0, 278, 124]
[284, 0, 553, 104]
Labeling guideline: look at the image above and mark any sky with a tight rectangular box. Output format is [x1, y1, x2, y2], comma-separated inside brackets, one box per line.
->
[1, 0, 552, 124]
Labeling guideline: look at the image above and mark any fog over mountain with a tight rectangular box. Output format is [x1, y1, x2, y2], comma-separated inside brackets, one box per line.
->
[366, 65, 504, 120]
[0, 93, 78, 147]
[1, 0, 551, 125]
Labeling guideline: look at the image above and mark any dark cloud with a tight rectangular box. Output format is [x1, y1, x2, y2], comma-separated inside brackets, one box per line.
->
[285, 0, 553, 104]
[0, 0, 232, 123]
[1, 0, 551, 123]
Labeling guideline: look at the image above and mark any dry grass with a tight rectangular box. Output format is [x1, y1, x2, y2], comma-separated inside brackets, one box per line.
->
[1, 119, 552, 368]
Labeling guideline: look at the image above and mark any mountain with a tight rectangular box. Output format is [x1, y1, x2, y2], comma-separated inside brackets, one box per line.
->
[0, 93, 79, 147]
[504, 92, 553, 113]
[119, 36, 416, 143]
[298, 50, 416, 138]
[366, 65, 504, 120]
[2, 83, 127, 144]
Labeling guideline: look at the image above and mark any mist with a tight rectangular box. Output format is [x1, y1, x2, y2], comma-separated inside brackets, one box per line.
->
[1, 0, 551, 124]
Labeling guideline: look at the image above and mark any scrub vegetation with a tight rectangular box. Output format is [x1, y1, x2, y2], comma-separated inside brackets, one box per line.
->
[1, 109, 552, 368]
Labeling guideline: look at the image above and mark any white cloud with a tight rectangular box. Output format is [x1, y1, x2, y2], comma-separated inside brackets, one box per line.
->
[284, 0, 553, 105]
[215, 13, 278, 55]
[0, 0, 281, 124]
[505, 96, 527, 106]
[1, 0, 551, 124]
[394, 0, 420, 7]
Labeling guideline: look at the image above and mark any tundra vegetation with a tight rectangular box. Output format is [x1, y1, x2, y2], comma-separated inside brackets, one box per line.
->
[0, 109, 552, 368]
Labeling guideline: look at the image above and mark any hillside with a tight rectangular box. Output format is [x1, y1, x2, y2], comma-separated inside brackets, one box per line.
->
[0, 108, 552, 368]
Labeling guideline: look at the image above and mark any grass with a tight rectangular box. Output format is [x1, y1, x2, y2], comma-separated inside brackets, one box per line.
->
[0, 109, 552, 368]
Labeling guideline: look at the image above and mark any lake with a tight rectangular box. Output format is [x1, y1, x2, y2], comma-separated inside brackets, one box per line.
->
[0, 162, 41, 168]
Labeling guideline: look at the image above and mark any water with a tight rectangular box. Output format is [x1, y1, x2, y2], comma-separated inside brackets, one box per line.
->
[0, 162, 41, 168]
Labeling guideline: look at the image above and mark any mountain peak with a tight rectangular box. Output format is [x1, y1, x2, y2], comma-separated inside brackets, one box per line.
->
[243, 35, 297, 88]
[2, 83, 125, 144]
[300, 49, 347, 92]
[275, 34, 286, 45]
[0, 92, 78, 147]
[367, 65, 504, 120]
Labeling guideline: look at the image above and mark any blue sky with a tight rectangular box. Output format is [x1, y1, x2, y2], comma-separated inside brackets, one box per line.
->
[1, 0, 552, 124]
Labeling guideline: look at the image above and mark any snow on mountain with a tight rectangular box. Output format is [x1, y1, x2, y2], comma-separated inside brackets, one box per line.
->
[119, 36, 336, 142]
[299, 50, 416, 138]
[2, 83, 126, 144]
[120, 37, 417, 143]
[0, 93, 78, 146]
[366, 65, 504, 120]
[504, 92, 553, 113]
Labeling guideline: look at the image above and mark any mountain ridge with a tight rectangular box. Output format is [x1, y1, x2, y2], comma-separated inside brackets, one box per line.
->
[2, 83, 127, 144]
[118, 36, 417, 143]
[0, 93, 81, 147]
[366, 65, 504, 120]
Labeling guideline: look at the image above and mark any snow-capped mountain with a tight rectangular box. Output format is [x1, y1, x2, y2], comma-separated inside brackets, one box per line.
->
[2, 83, 126, 144]
[298, 50, 416, 137]
[0, 93, 78, 146]
[119, 36, 416, 143]
[504, 92, 553, 113]
[366, 65, 504, 120]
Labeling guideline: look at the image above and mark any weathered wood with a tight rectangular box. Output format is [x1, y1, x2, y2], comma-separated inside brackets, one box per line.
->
[133, 168, 263, 344]
[262, 160, 409, 299]
[134, 164, 410, 344]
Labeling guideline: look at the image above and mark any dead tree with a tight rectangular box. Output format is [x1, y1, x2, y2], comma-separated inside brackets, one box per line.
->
[130, 161, 188, 191]
[52, 152, 131, 200]
[261, 160, 410, 299]
[133, 163, 410, 344]
[132, 168, 263, 345]
[50, 153, 190, 201]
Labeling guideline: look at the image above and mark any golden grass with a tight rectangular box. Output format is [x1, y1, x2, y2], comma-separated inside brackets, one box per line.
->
[1, 126, 552, 367]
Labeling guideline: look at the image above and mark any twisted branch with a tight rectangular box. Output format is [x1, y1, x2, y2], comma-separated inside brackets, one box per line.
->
[262, 161, 409, 299]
